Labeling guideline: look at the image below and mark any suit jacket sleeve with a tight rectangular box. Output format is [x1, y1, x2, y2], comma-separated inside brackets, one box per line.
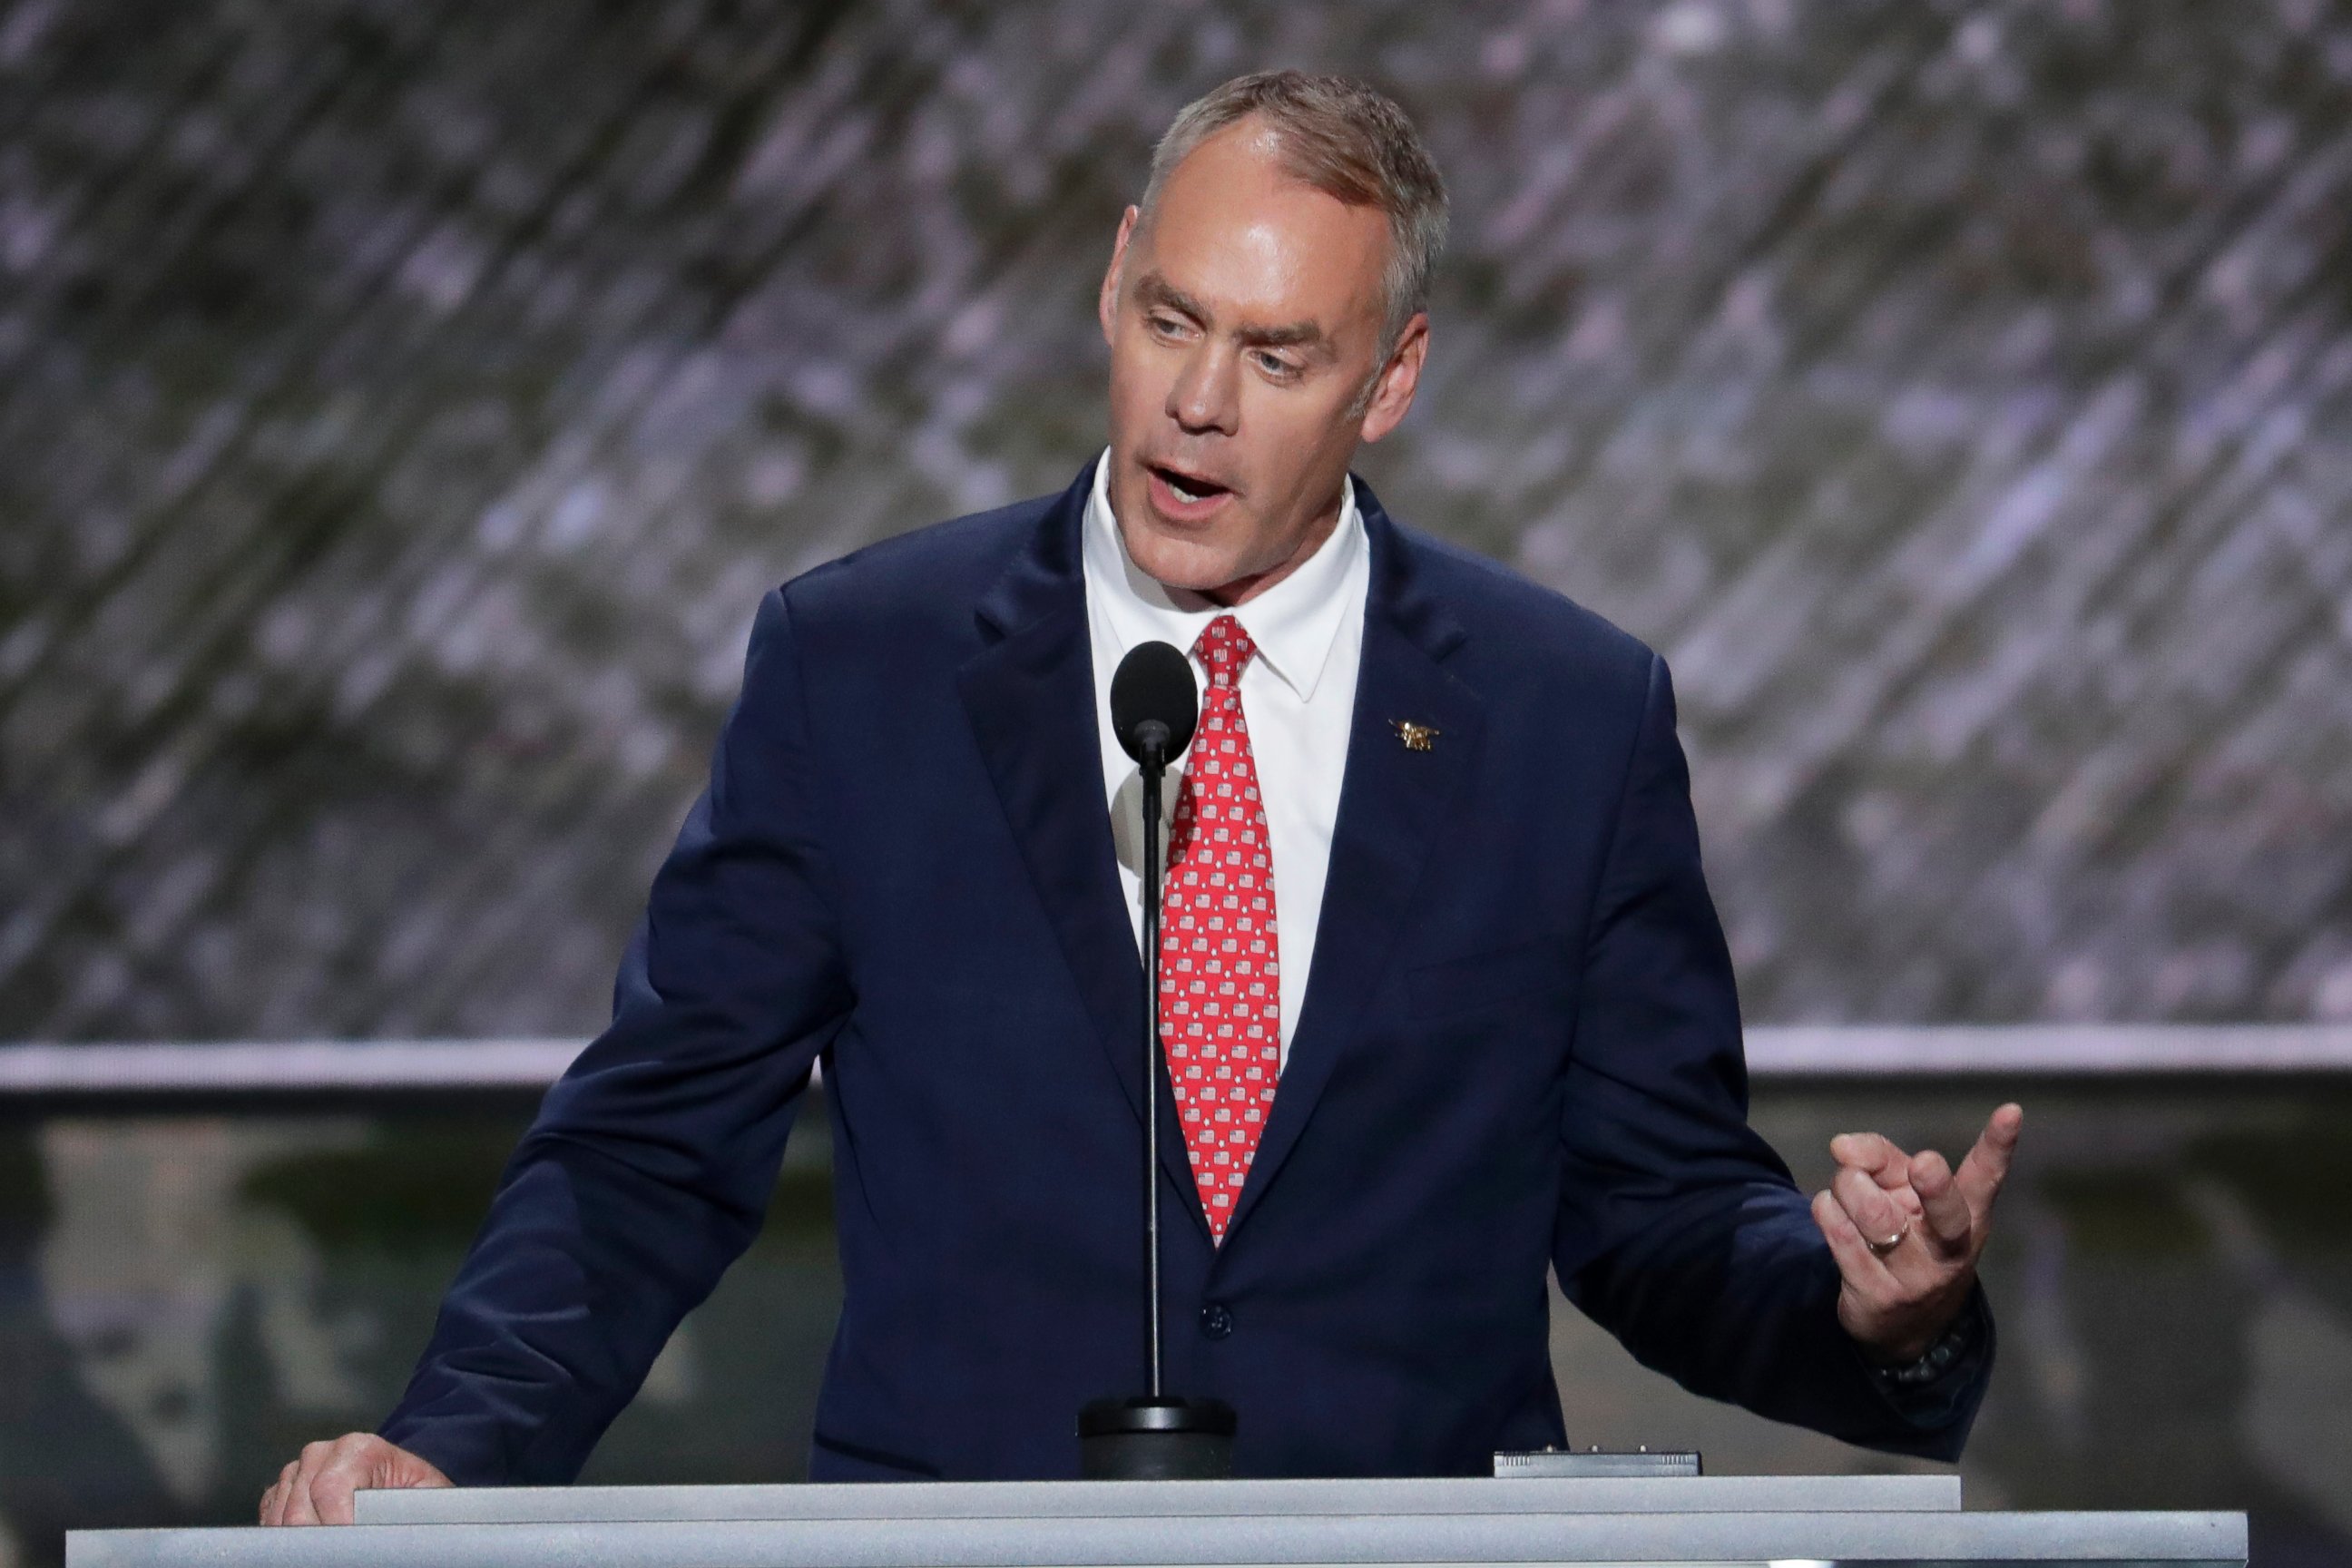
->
[378, 588, 852, 1485]
[1550, 652, 1992, 1459]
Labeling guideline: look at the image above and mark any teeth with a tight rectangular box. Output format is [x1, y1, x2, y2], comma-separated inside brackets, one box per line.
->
[1171, 479, 1201, 503]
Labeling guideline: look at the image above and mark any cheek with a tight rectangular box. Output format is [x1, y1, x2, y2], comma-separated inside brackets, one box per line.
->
[1104, 343, 1164, 434]
[1238, 387, 1349, 479]
[1101, 324, 1176, 408]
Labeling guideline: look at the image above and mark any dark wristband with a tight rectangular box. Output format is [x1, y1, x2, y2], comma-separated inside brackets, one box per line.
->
[1870, 1298, 1981, 1387]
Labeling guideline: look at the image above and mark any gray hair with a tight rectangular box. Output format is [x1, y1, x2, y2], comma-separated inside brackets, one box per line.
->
[1138, 70, 1449, 358]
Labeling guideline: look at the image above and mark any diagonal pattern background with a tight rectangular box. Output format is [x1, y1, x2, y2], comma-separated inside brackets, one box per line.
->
[4, 0, 2352, 1041]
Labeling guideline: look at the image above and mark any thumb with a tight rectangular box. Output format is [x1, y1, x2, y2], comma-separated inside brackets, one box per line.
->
[1954, 1102, 2024, 1217]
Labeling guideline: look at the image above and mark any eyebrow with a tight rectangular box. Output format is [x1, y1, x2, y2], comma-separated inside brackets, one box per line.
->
[1134, 270, 1332, 355]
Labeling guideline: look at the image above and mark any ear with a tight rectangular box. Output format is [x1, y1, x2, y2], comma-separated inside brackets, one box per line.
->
[1357, 313, 1430, 445]
[1099, 205, 1141, 346]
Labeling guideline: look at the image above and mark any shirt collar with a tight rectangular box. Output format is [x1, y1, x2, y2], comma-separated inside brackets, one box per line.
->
[1081, 448, 1364, 703]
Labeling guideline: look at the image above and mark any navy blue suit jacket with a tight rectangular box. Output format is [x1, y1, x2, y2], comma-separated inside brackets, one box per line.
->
[381, 460, 1991, 1483]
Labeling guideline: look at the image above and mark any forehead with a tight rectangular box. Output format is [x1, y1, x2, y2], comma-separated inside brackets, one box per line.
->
[1139, 122, 1390, 333]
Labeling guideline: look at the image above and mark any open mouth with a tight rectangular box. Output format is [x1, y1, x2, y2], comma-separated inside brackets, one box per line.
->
[1145, 461, 1234, 513]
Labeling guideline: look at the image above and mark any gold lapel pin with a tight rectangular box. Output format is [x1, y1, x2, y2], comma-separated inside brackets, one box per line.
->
[1390, 719, 1440, 752]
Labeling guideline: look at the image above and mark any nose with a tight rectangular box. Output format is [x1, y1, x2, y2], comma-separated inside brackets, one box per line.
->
[1167, 340, 1240, 437]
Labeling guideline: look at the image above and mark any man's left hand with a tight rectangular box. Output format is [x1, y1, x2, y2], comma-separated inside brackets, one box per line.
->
[1809, 1102, 2024, 1365]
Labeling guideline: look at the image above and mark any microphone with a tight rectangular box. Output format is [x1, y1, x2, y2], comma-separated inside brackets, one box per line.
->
[1081, 642, 1235, 1480]
[1110, 640, 1198, 768]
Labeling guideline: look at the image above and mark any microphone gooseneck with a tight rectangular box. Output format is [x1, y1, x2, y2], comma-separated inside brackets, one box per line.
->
[1140, 750, 1164, 1397]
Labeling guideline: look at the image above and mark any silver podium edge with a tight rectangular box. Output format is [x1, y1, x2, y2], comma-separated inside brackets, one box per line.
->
[69, 1501, 2249, 1568]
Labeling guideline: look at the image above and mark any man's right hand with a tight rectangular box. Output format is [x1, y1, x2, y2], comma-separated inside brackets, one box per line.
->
[258, 1434, 452, 1525]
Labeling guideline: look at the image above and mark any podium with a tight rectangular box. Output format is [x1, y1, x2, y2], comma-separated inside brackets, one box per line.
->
[68, 1474, 2245, 1566]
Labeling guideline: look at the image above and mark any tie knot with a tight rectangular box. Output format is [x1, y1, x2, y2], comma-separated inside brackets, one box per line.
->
[1193, 614, 1258, 689]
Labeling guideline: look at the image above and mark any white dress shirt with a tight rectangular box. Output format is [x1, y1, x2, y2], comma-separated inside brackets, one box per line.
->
[1083, 451, 1370, 1064]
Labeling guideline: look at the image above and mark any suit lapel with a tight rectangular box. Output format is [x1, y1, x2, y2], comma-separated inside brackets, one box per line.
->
[1224, 486, 1485, 1243]
[956, 462, 1208, 1232]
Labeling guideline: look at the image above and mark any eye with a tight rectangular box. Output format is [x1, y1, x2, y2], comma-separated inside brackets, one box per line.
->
[1252, 350, 1301, 379]
[1146, 313, 1190, 340]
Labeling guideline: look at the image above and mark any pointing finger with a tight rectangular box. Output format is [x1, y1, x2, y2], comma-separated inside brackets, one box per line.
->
[1954, 1102, 2024, 1216]
[1829, 1131, 1916, 1189]
[1911, 1149, 1973, 1256]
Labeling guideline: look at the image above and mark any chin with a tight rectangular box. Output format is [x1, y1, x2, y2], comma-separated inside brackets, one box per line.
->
[1121, 522, 1238, 595]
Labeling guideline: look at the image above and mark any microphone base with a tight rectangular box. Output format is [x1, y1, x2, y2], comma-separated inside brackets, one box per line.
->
[1078, 1396, 1238, 1479]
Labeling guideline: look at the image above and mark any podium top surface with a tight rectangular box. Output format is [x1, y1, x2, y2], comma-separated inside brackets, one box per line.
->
[353, 1473, 1962, 1524]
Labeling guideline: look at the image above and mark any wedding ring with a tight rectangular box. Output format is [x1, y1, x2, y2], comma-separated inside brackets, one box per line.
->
[1867, 1220, 1910, 1256]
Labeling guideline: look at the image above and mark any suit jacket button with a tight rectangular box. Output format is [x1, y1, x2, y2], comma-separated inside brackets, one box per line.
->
[1200, 1302, 1233, 1340]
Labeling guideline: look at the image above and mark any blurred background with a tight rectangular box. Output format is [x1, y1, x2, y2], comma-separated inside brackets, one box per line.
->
[4, 0, 2351, 1563]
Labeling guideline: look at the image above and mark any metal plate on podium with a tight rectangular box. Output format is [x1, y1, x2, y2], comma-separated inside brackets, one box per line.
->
[357, 1473, 1961, 1522]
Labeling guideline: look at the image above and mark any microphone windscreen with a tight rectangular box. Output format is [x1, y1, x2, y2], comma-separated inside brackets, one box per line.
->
[1110, 641, 1199, 763]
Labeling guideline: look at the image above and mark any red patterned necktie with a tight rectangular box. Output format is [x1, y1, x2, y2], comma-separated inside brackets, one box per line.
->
[1159, 613, 1279, 1243]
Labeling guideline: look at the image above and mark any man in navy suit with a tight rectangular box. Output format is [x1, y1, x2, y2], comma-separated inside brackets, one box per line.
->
[262, 71, 2020, 1523]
